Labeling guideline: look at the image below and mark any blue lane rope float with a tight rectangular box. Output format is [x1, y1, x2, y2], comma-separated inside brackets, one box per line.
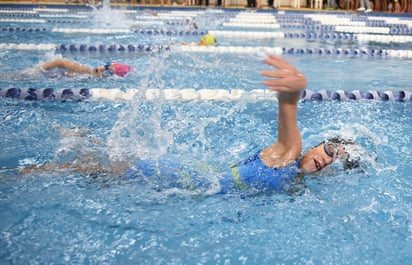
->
[57, 43, 172, 53]
[1, 27, 49, 32]
[0, 88, 411, 102]
[46, 19, 91, 24]
[301, 89, 412, 101]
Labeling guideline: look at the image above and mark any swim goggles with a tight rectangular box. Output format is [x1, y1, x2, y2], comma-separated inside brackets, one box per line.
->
[103, 62, 114, 76]
[104, 62, 111, 70]
[323, 141, 339, 158]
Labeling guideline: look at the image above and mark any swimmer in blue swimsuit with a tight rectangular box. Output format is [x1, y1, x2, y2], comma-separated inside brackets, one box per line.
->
[21, 55, 359, 193]
[124, 151, 300, 193]
[122, 55, 359, 193]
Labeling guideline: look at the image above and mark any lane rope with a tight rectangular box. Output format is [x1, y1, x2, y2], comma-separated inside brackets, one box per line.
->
[1, 42, 411, 58]
[1, 88, 411, 102]
[3, 25, 412, 40]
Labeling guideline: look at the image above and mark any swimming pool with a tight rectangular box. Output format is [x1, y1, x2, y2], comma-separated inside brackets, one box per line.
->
[0, 4, 411, 264]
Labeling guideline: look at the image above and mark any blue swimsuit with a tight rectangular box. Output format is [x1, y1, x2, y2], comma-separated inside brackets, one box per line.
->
[227, 151, 299, 193]
[124, 151, 299, 194]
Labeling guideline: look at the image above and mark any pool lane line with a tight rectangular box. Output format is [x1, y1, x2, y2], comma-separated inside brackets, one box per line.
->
[1, 43, 411, 58]
[3, 25, 411, 39]
[1, 88, 411, 102]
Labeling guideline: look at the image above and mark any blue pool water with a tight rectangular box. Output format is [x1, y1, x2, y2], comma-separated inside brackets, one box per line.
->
[0, 5, 412, 264]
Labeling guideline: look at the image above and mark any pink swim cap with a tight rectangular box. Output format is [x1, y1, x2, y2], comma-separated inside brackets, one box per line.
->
[111, 63, 132, 77]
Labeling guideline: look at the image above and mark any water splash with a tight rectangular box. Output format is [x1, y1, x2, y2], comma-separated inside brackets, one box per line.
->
[106, 55, 173, 163]
[105, 50, 258, 164]
[88, 0, 133, 29]
[190, 9, 227, 30]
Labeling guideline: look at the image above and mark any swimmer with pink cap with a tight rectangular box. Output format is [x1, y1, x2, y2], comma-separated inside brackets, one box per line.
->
[97, 62, 132, 77]
[113, 63, 131, 77]
[41, 58, 132, 77]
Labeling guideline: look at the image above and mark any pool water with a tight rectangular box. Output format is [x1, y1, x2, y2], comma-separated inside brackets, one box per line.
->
[0, 5, 412, 265]
[1, 99, 411, 264]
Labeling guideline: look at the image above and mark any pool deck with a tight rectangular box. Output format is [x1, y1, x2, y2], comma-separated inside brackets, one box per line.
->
[3, 1, 408, 18]
[0, 0, 343, 13]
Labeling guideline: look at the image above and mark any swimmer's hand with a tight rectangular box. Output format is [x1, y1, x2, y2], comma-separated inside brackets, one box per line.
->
[261, 54, 307, 93]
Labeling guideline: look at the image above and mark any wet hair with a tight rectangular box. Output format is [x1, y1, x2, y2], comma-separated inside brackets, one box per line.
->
[317, 137, 360, 170]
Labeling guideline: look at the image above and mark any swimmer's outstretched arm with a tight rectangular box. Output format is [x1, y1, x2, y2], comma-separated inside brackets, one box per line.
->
[42, 59, 93, 75]
[259, 54, 307, 168]
[19, 156, 128, 176]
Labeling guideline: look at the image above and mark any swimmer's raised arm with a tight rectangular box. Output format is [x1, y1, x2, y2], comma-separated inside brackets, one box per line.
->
[259, 55, 307, 168]
[42, 59, 93, 75]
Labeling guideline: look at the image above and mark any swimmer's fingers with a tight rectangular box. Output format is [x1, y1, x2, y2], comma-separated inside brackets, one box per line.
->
[262, 75, 307, 93]
[261, 68, 306, 91]
[261, 56, 303, 80]
[263, 54, 297, 72]
[261, 54, 307, 93]
[261, 69, 306, 83]
[261, 69, 294, 79]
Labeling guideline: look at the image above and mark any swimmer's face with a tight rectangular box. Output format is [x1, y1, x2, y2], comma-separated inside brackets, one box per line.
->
[92, 65, 107, 76]
[299, 144, 345, 174]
